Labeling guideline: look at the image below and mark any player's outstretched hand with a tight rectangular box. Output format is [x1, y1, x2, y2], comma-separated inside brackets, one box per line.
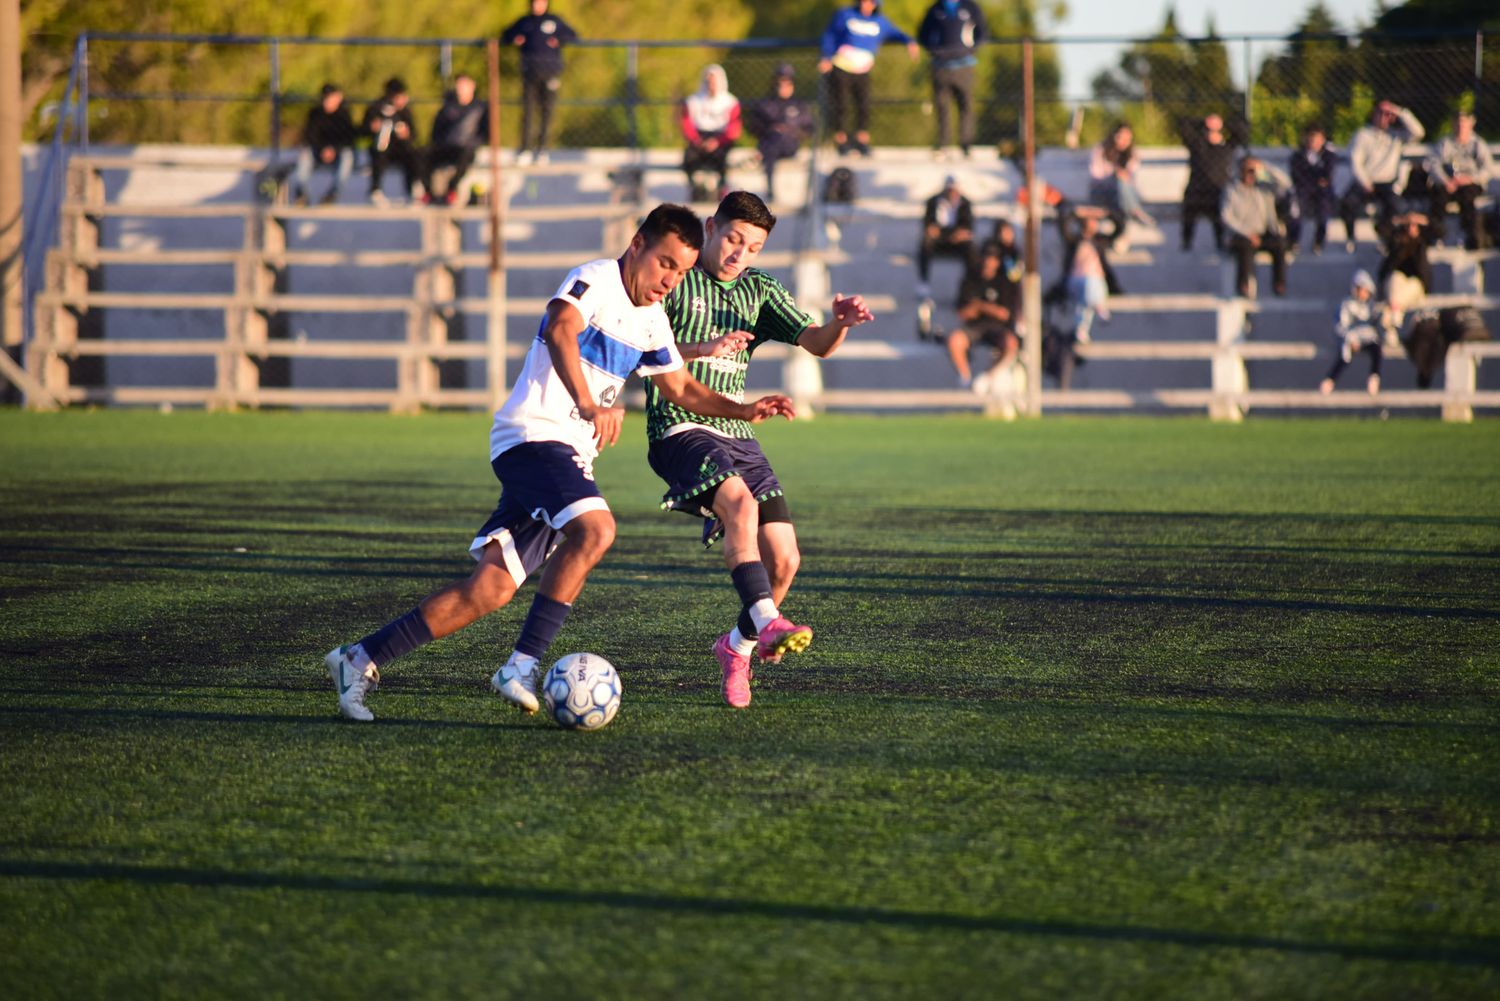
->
[832, 293, 875, 328]
[588, 405, 626, 448]
[699, 330, 753, 359]
[743, 394, 796, 423]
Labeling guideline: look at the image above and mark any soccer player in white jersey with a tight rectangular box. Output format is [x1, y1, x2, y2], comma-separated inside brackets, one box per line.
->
[324, 204, 795, 721]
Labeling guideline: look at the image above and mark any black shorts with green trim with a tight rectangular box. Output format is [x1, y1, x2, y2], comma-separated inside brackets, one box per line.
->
[647, 428, 790, 546]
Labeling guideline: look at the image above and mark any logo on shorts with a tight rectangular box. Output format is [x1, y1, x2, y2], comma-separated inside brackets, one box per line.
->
[698, 456, 719, 479]
[568, 280, 590, 299]
[573, 453, 596, 482]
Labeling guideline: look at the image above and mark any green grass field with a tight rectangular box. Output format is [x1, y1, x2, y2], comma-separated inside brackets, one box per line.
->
[1, 410, 1497, 998]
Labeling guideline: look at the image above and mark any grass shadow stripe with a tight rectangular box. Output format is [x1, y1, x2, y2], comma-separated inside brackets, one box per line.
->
[0, 858, 1494, 968]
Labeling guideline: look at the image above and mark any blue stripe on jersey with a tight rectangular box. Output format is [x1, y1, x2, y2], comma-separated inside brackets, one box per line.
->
[577, 325, 650, 380]
[639, 345, 675, 369]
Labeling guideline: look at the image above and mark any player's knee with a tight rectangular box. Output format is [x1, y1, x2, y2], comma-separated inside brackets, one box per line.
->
[767, 543, 800, 583]
[572, 512, 616, 563]
[469, 563, 517, 613]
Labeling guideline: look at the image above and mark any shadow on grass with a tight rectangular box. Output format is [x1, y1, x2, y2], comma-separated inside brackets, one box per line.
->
[0, 704, 525, 731]
[0, 857, 1495, 968]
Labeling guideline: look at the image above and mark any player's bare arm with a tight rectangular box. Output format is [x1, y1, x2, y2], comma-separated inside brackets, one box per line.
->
[650, 368, 796, 423]
[797, 293, 875, 358]
[539, 298, 625, 447]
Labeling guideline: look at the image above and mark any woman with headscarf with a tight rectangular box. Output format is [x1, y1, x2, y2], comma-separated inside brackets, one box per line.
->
[681, 64, 742, 201]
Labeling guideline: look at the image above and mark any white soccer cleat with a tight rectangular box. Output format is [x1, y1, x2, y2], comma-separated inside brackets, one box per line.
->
[326, 645, 380, 722]
[491, 660, 540, 714]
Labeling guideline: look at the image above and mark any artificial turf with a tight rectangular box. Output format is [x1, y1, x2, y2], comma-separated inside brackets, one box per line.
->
[0, 410, 1496, 999]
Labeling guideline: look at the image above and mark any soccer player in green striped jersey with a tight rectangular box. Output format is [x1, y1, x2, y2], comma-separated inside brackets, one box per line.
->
[643, 191, 874, 708]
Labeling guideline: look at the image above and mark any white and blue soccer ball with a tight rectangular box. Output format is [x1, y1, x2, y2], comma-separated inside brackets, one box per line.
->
[542, 653, 622, 731]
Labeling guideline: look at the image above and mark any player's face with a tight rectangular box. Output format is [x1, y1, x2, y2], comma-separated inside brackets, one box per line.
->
[704, 218, 769, 283]
[626, 232, 699, 306]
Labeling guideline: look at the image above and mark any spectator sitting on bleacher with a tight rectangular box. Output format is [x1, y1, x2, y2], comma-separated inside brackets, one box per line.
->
[916, 174, 975, 302]
[1378, 211, 1432, 345]
[1288, 124, 1338, 255]
[681, 64, 741, 202]
[1089, 123, 1153, 228]
[1320, 269, 1385, 396]
[1340, 100, 1424, 252]
[1221, 156, 1288, 299]
[748, 64, 815, 204]
[293, 83, 357, 206]
[501, 0, 579, 166]
[426, 74, 488, 206]
[1179, 112, 1245, 252]
[362, 78, 423, 205]
[946, 239, 1021, 393]
[1425, 112, 1494, 250]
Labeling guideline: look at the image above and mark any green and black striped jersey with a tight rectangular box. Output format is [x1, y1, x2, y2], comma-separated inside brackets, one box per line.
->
[644, 266, 814, 442]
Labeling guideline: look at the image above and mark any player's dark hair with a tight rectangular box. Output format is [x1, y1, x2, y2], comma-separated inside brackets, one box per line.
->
[713, 190, 778, 235]
[636, 203, 705, 251]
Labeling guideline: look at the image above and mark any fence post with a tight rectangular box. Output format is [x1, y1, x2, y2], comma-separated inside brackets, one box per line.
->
[1475, 31, 1484, 115]
[1441, 345, 1476, 423]
[79, 34, 90, 149]
[269, 40, 281, 160]
[441, 41, 454, 84]
[1022, 38, 1042, 418]
[1241, 37, 1253, 133]
[626, 44, 639, 151]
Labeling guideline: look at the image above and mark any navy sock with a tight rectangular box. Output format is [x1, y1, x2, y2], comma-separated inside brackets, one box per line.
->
[731, 562, 773, 638]
[514, 593, 571, 661]
[359, 608, 434, 668]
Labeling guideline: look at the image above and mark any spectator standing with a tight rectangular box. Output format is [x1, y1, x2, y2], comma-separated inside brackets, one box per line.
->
[946, 240, 1021, 392]
[1319, 269, 1385, 396]
[1179, 113, 1244, 251]
[1288, 124, 1339, 254]
[1425, 113, 1494, 250]
[1377, 211, 1433, 343]
[1339, 100, 1424, 251]
[1221, 156, 1288, 299]
[917, 0, 988, 158]
[916, 174, 975, 303]
[427, 74, 489, 205]
[818, 0, 920, 156]
[293, 83, 357, 206]
[680, 64, 742, 202]
[1057, 204, 1118, 344]
[501, 0, 579, 165]
[362, 77, 423, 205]
[748, 64, 815, 204]
[1089, 123, 1153, 227]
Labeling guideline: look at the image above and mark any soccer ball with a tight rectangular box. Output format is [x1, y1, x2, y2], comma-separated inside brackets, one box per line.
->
[542, 653, 622, 731]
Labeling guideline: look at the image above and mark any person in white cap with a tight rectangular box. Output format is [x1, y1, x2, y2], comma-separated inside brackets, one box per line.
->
[1320, 269, 1386, 396]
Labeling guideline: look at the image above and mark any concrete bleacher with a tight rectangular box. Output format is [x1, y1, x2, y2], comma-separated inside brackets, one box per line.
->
[22, 142, 1500, 419]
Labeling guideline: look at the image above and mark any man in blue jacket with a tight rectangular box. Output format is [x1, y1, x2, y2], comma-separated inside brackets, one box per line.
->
[918, 0, 988, 158]
[501, 0, 579, 165]
[819, 0, 919, 156]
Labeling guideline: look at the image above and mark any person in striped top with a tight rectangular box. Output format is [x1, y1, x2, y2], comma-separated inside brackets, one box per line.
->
[643, 191, 875, 708]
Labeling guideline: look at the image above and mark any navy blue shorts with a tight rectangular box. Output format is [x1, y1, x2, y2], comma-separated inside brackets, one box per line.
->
[468, 441, 609, 586]
[647, 429, 790, 544]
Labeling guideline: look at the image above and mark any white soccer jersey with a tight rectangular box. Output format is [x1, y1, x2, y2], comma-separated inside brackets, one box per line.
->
[490, 258, 683, 461]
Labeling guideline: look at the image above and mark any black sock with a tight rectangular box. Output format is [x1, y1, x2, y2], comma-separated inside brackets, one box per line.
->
[730, 561, 773, 638]
[514, 593, 571, 661]
[359, 608, 434, 668]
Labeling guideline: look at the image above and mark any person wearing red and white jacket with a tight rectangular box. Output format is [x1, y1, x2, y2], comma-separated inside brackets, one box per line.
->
[681, 64, 742, 202]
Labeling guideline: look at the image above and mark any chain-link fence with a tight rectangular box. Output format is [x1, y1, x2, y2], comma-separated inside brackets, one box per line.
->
[28, 30, 1500, 152]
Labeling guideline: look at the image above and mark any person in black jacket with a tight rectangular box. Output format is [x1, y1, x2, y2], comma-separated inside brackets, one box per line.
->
[362, 77, 424, 204]
[501, 0, 579, 165]
[916, 175, 975, 301]
[1179, 113, 1244, 251]
[747, 64, 815, 203]
[918, 0, 988, 157]
[1287, 124, 1338, 254]
[293, 83, 357, 206]
[426, 74, 489, 205]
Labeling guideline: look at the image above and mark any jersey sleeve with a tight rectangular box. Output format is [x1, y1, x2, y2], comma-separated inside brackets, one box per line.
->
[750, 273, 816, 346]
[551, 264, 603, 324]
[635, 315, 684, 376]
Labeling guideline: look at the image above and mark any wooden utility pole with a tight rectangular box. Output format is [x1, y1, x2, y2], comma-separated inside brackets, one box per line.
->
[486, 38, 507, 410]
[1, 0, 24, 398]
[1021, 38, 1042, 418]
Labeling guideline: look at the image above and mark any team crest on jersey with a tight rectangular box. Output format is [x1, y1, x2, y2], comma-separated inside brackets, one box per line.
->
[691, 297, 707, 316]
[569, 280, 590, 299]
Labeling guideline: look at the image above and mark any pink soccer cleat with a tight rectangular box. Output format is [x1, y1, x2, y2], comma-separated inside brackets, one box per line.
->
[755, 616, 813, 665]
[714, 633, 753, 709]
